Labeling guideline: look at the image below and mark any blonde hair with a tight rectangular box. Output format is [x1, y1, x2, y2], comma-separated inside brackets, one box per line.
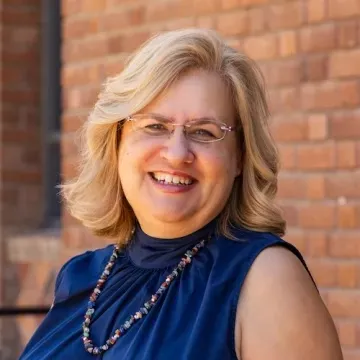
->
[61, 28, 286, 245]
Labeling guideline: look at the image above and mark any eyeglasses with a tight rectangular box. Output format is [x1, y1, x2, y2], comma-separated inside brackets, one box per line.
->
[125, 113, 237, 143]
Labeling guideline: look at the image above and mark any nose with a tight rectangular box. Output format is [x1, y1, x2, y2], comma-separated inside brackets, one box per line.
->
[159, 127, 194, 166]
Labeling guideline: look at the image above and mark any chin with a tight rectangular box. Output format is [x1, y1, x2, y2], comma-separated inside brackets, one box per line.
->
[150, 208, 196, 223]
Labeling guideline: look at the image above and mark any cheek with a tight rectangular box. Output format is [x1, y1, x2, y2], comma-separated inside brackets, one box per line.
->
[118, 137, 160, 181]
[200, 145, 238, 182]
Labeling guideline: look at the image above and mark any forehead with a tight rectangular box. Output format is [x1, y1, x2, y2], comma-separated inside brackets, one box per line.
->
[141, 69, 236, 124]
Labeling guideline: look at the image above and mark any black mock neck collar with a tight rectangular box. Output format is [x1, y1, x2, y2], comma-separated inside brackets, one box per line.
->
[127, 218, 218, 269]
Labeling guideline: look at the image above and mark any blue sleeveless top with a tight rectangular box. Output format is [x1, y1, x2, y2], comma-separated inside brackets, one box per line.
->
[20, 221, 310, 360]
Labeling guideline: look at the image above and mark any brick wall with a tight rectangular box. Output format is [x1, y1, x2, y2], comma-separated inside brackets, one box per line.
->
[0, 2, 59, 359]
[34, 0, 360, 358]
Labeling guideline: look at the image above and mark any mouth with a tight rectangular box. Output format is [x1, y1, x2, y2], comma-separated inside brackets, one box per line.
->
[149, 171, 196, 186]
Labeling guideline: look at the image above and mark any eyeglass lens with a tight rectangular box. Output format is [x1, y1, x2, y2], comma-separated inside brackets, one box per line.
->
[130, 116, 226, 143]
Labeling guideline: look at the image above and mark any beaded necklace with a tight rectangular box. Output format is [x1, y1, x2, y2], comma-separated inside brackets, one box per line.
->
[82, 236, 209, 356]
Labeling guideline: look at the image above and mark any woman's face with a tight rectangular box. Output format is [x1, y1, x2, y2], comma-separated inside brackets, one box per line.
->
[118, 69, 240, 237]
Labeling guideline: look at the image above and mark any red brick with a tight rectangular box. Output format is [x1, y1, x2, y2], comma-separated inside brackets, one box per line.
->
[221, 0, 269, 10]
[329, 49, 360, 78]
[63, 227, 104, 250]
[62, 156, 79, 180]
[61, 0, 82, 17]
[105, 0, 135, 9]
[329, 232, 360, 258]
[243, 34, 278, 60]
[98, 6, 145, 32]
[327, 290, 360, 318]
[298, 203, 336, 229]
[62, 208, 81, 227]
[145, 0, 194, 22]
[3, 0, 40, 6]
[330, 110, 360, 139]
[61, 135, 80, 159]
[2, 65, 40, 88]
[103, 58, 126, 78]
[2, 7, 41, 26]
[2, 25, 40, 49]
[336, 141, 357, 168]
[285, 230, 306, 253]
[63, 17, 99, 40]
[108, 31, 149, 54]
[266, 59, 303, 87]
[307, 259, 337, 287]
[161, 17, 196, 31]
[336, 320, 358, 346]
[62, 37, 109, 63]
[193, 0, 219, 14]
[306, 0, 326, 23]
[357, 142, 360, 167]
[63, 227, 87, 249]
[278, 30, 297, 57]
[306, 230, 328, 257]
[338, 205, 360, 229]
[342, 349, 360, 360]
[278, 144, 297, 169]
[306, 174, 326, 200]
[2, 48, 40, 64]
[271, 113, 307, 142]
[297, 142, 336, 170]
[300, 24, 336, 53]
[62, 113, 87, 133]
[280, 204, 298, 226]
[325, 172, 360, 199]
[63, 86, 99, 110]
[303, 54, 328, 81]
[2, 171, 42, 184]
[307, 113, 328, 140]
[356, 323, 360, 345]
[301, 81, 360, 111]
[1, 186, 19, 205]
[3, 89, 40, 106]
[268, 1, 304, 30]
[277, 175, 306, 199]
[337, 263, 359, 288]
[196, 16, 215, 29]
[328, 0, 360, 20]
[337, 20, 359, 49]
[62, 63, 104, 87]
[248, 7, 266, 34]
[269, 87, 300, 114]
[81, 0, 106, 13]
[216, 10, 249, 36]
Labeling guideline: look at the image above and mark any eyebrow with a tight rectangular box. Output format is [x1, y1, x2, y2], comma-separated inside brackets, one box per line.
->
[148, 112, 227, 124]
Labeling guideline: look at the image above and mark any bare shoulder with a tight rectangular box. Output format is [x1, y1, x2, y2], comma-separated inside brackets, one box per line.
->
[235, 245, 343, 360]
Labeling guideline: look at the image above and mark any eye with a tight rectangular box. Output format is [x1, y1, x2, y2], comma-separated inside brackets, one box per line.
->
[145, 123, 167, 131]
[187, 123, 223, 141]
[139, 118, 170, 135]
[194, 129, 216, 138]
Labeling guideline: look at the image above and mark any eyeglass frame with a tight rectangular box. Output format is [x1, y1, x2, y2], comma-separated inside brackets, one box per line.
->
[123, 113, 238, 143]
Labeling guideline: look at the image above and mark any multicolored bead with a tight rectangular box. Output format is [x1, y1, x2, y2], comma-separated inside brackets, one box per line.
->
[82, 236, 209, 356]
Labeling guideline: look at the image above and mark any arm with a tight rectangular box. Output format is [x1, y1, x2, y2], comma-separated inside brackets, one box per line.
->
[235, 246, 343, 360]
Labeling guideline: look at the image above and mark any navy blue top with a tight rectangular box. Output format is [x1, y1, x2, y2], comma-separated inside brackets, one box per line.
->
[20, 221, 311, 360]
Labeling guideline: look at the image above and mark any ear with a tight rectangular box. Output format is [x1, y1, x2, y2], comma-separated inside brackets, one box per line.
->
[235, 165, 241, 177]
[235, 152, 242, 177]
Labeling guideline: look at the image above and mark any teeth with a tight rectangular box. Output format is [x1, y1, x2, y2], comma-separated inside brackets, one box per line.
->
[152, 172, 193, 185]
[165, 174, 173, 183]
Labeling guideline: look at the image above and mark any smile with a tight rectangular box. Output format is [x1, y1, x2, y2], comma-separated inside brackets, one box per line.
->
[150, 172, 195, 186]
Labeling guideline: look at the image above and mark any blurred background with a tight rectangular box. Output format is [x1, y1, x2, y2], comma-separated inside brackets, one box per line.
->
[0, 0, 359, 359]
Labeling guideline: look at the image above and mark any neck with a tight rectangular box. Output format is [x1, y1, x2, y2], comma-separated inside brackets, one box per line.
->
[135, 214, 219, 239]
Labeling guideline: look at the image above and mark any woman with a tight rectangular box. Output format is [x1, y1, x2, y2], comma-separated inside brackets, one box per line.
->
[20, 29, 342, 359]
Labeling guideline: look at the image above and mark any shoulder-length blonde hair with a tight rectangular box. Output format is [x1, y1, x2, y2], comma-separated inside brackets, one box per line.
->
[61, 28, 286, 246]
